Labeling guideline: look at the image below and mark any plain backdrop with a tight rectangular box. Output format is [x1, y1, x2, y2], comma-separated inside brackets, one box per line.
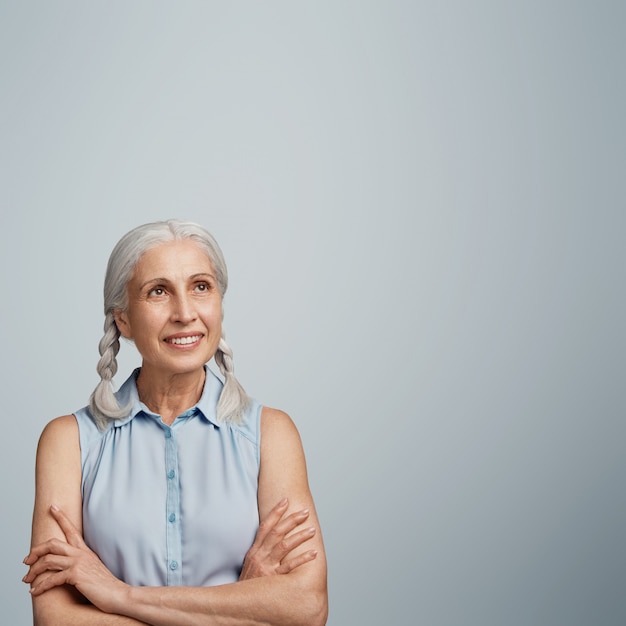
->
[1, 2, 624, 624]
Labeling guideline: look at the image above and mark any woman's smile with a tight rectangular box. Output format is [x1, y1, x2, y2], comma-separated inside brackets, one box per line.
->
[165, 333, 204, 347]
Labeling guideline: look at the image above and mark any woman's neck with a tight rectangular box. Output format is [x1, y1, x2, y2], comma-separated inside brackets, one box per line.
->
[136, 366, 206, 426]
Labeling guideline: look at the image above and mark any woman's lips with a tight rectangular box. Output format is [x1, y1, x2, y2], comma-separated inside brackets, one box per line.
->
[166, 334, 203, 345]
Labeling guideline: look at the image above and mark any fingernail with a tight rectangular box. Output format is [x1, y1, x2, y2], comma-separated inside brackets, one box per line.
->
[307, 526, 316, 534]
[279, 498, 288, 506]
[50, 504, 59, 512]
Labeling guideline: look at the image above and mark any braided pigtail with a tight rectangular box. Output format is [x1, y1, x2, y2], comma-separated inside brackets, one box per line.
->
[89, 312, 131, 429]
[214, 335, 249, 424]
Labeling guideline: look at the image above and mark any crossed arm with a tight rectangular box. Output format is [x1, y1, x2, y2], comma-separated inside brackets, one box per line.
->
[24, 409, 328, 626]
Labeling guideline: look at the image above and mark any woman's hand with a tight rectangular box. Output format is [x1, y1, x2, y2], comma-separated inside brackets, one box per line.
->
[239, 498, 318, 580]
[23, 504, 129, 614]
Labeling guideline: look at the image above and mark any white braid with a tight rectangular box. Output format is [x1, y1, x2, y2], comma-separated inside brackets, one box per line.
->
[89, 312, 131, 429]
[214, 335, 249, 424]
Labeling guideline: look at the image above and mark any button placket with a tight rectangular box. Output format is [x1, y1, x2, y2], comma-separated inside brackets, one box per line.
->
[164, 425, 182, 585]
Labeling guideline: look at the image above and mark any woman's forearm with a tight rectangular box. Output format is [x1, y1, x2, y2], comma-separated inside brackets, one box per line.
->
[36, 604, 148, 626]
[33, 587, 149, 626]
[121, 569, 327, 626]
[33, 568, 327, 626]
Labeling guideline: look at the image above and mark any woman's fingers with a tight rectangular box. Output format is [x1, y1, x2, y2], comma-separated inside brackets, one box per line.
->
[249, 499, 304, 554]
[275, 549, 318, 575]
[22, 504, 88, 587]
[269, 525, 316, 562]
[239, 499, 318, 580]
[251, 498, 289, 546]
[23, 505, 85, 566]
[23, 537, 71, 565]
[29, 570, 73, 596]
[23, 553, 73, 583]
[49, 504, 86, 548]
[261, 508, 310, 551]
[23, 503, 128, 614]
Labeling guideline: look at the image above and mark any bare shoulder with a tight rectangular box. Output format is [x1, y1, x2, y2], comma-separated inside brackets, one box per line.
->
[35, 413, 81, 485]
[259, 407, 307, 466]
[260, 406, 302, 442]
[38, 414, 79, 447]
[36, 415, 80, 466]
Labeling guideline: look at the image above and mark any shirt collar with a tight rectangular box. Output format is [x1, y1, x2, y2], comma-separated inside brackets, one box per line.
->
[112, 365, 224, 428]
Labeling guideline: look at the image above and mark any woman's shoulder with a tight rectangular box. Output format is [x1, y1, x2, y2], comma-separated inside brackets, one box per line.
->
[259, 406, 303, 449]
[37, 415, 79, 456]
[260, 406, 296, 428]
[39, 414, 78, 439]
[47, 406, 106, 457]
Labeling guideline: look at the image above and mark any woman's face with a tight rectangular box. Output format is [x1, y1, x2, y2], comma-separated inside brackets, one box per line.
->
[114, 239, 223, 378]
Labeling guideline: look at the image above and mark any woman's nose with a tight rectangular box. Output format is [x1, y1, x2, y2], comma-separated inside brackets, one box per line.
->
[171, 294, 197, 323]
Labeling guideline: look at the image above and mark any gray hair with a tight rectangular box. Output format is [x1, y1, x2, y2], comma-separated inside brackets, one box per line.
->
[89, 219, 249, 429]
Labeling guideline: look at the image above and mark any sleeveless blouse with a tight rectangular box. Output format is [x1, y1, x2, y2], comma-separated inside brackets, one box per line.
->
[74, 367, 261, 587]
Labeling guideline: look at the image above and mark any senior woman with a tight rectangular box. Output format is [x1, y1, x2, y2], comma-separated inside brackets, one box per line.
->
[23, 220, 328, 625]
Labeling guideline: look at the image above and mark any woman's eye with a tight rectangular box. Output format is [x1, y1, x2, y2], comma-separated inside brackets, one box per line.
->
[148, 287, 166, 297]
[194, 282, 211, 292]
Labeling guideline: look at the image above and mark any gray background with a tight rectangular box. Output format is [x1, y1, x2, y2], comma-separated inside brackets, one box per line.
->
[1, 2, 624, 624]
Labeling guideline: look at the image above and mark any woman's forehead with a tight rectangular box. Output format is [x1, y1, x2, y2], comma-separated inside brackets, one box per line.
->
[133, 239, 216, 279]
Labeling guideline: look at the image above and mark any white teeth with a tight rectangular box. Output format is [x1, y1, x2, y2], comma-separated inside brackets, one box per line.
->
[169, 335, 201, 345]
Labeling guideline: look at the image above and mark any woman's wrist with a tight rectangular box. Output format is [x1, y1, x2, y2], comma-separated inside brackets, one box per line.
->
[105, 580, 134, 616]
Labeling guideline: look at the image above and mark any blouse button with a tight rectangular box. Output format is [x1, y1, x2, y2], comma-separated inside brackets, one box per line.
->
[168, 469, 175, 479]
[170, 560, 178, 570]
[169, 513, 176, 523]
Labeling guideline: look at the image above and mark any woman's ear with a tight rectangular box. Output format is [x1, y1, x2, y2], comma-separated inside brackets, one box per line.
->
[113, 309, 132, 339]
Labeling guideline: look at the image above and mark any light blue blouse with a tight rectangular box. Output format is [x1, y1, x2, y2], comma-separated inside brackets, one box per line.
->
[74, 367, 261, 587]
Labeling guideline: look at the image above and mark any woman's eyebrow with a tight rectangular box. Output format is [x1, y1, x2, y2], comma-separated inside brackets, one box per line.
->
[137, 273, 216, 290]
[138, 277, 169, 290]
[190, 272, 216, 280]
